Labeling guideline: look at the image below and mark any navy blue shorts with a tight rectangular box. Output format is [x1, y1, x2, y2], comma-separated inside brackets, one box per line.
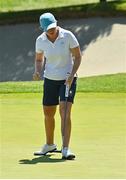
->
[43, 77, 77, 106]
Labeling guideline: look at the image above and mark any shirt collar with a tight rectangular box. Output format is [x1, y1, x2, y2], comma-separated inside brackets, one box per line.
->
[42, 32, 47, 40]
[42, 27, 64, 41]
[58, 27, 64, 39]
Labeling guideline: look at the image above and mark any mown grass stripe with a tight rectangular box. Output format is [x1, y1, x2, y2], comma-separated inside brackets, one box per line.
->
[0, 73, 126, 93]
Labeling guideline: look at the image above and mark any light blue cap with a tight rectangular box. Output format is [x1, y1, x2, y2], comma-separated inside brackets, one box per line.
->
[39, 12, 57, 32]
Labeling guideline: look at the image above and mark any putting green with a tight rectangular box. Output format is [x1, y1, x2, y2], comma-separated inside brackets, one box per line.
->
[0, 93, 126, 178]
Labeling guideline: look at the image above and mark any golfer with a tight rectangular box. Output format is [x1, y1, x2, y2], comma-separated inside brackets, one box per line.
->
[33, 12, 81, 159]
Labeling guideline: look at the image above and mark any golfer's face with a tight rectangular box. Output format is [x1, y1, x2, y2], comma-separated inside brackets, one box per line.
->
[46, 28, 57, 39]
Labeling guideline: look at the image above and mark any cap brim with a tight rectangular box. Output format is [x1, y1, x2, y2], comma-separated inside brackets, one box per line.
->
[46, 22, 57, 31]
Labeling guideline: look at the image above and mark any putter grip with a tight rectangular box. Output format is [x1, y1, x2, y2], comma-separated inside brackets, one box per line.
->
[65, 84, 69, 98]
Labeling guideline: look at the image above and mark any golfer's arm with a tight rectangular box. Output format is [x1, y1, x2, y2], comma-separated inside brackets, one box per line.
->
[70, 46, 82, 77]
[35, 52, 44, 74]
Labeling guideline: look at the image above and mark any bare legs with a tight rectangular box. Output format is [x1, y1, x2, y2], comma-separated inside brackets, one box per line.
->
[43, 105, 56, 145]
[43, 102, 72, 147]
[59, 102, 72, 148]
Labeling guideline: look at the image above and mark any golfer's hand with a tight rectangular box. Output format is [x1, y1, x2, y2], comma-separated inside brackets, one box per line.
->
[65, 74, 74, 87]
[33, 72, 41, 81]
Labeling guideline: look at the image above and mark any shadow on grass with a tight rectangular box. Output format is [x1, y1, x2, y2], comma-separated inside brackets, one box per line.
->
[19, 154, 66, 164]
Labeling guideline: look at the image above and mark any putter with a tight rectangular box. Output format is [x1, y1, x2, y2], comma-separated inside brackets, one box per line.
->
[34, 149, 61, 156]
[62, 84, 75, 160]
[62, 83, 69, 144]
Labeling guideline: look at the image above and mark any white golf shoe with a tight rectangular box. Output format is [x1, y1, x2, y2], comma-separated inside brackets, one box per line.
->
[34, 144, 57, 155]
[62, 147, 75, 160]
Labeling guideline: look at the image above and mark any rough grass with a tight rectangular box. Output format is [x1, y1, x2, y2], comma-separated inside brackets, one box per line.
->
[0, 73, 126, 93]
[0, 0, 125, 12]
[0, 0, 98, 12]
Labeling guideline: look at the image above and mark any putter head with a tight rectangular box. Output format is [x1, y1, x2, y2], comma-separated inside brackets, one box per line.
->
[34, 149, 61, 156]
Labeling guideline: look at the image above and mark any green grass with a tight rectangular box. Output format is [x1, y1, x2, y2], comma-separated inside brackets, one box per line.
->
[77, 73, 126, 93]
[0, 0, 99, 12]
[0, 0, 125, 12]
[0, 92, 126, 178]
[0, 73, 126, 94]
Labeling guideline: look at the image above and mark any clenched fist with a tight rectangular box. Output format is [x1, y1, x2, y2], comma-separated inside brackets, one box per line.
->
[33, 72, 41, 81]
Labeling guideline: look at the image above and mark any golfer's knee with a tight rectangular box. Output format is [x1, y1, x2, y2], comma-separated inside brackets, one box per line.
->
[60, 111, 71, 122]
[43, 106, 56, 119]
[44, 112, 54, 120]
[60, 108, 71, 120]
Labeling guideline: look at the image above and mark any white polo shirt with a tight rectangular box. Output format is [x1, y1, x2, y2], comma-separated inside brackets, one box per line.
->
[35, 27, 79, 80]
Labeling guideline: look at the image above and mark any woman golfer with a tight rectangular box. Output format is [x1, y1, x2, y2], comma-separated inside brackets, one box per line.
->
[33, 12, 81, 160]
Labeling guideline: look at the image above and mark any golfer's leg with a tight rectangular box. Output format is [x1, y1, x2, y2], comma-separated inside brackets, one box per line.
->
[59, 102, 72, 148]
[43, 105, 57, 145]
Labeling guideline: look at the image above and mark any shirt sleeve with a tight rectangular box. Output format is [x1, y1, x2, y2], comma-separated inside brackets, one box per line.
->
[35, 37, 44, 53]
[68, 31, 79, 49]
